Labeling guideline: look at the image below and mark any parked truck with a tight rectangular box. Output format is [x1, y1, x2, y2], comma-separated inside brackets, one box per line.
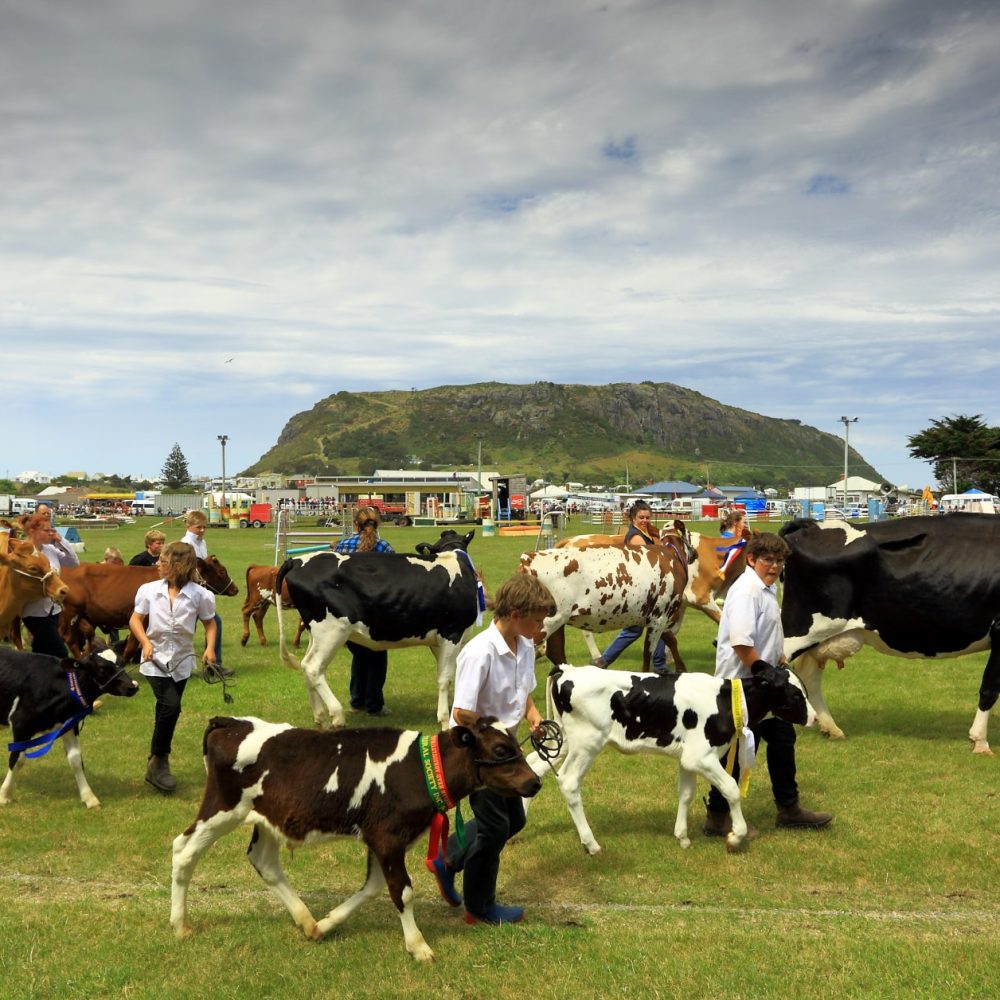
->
[0, 495, 37, 516]
[238, 502, 273, 528]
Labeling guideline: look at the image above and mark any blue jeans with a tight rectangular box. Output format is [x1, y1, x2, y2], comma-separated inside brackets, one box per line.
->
[602, 625, 669, 671]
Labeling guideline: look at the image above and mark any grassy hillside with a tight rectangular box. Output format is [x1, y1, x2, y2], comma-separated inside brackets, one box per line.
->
[243, 381, 881, 489]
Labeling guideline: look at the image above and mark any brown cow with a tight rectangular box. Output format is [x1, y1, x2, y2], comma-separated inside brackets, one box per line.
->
[240, 564, 306, 648]
[58, 557, 238, 659]
[0, 534, 69, 646]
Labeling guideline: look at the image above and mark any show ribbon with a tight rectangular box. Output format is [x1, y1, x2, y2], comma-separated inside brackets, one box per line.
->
[724, 680, 756, 796]
[455, 549, 486, 625]
[420, 733, 467, 876]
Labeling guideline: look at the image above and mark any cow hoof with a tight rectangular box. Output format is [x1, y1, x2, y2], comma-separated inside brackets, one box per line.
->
[411, 943, 435, 963]
[582, 843, 603, 856]
[85, 799, 102, 810]
[970, 739, 994, 756]
[173, 922, 193, 940]
[725, 835, 747, 853]
[676, 836, 691, 849]
[305, 921, 323, 941]
[821, 726, 847, 740]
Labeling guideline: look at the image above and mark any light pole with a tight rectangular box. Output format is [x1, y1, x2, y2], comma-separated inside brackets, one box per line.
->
[839, 417, 858, 512]
[217, 435, 229, 524]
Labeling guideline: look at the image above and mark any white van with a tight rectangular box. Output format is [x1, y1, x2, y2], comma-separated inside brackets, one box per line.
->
[130, 498, 158, 516]
[11, 498, 36, 515]
[669, 499, 694, 517]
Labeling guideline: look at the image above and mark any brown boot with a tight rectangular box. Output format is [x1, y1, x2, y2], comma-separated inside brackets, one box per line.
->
[145, 755, 177, 793]
[775, 798, 832, 829]
[703, 807, 758, 841]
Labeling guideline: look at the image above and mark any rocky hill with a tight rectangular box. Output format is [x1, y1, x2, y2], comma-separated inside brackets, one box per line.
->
[242, 381, 880, 490]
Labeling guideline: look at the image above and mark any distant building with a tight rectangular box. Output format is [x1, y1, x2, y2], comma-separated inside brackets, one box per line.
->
[15, 470, 50, 484]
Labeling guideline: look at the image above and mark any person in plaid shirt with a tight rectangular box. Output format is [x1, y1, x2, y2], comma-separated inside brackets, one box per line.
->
[335, 506, 394, 715]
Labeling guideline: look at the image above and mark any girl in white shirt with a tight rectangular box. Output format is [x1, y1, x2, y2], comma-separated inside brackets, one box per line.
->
[130, 541, 217, 793]
[20, 511, 81, 657]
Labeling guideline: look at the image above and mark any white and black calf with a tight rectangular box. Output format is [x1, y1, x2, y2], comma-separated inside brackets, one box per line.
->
[276, 530, 481, 728]
[0, 645, 139, 808]
[780, 514, 1000, 753]
[170, 715, 541, 962]
[526, 662, 815, 854]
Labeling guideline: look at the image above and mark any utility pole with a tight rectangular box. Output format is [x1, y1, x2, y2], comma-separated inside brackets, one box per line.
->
[217, 434, 229, 524]
[839, 417, 858, 512]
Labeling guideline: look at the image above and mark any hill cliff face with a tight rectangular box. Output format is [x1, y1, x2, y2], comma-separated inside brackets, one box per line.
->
[244, 381, 879, 489]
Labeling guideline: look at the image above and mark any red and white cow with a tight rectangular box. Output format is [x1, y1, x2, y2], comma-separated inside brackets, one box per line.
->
[557, 527, 749, 665]
[526, 662, 815, 854]
[170, 715, 541, 962]
[276, 531, 481, 728]
[517, 541, 689, 670]
[239, 564, 306, 648]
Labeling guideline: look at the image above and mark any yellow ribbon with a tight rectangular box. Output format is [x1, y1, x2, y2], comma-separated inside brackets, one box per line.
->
[724, 680, 752, 796]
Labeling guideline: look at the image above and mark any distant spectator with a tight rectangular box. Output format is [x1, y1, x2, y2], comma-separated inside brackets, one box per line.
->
[103, 546, 124, 566]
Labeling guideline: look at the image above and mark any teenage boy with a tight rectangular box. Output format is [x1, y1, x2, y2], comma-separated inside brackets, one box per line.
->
[430, 574, 556, 925]
[704, 532, 833, 836]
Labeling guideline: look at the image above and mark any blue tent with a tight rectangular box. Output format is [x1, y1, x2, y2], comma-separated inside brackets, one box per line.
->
[56, 526, 82, 543]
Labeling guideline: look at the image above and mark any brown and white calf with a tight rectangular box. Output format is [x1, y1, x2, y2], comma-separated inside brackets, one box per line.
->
[239, 564, 306, 648]
[526, 662, 815, 854]
[0, 645, 139, 808]
[0, 535, 69, 646]
[518, 540, 689, 669]
[170, 715, 541, 962]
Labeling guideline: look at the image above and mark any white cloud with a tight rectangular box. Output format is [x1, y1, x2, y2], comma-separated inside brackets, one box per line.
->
[2, 0, 998, 485]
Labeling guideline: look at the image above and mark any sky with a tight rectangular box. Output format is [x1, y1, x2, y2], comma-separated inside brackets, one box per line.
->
[4, 0, 999, 491]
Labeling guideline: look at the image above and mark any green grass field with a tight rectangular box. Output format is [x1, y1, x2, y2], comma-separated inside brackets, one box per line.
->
[1, 516, 998, 999]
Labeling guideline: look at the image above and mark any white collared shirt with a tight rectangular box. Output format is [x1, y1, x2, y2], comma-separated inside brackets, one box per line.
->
[715, 565, 784, 680]
[134, 579, 215, 680]
[450, 620, 537, 733]
[21, 541, 81, 618]
[180, 530, 208, 560]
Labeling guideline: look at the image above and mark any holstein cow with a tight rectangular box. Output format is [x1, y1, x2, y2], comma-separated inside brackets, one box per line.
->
[517, 540, 689, 670]
[58, 558, 238, 660]
[170, 715, 541, 962]
[0, 644, 139, 807]
[240, 564, 306, 648]
[526, 661, 815, 854]
[557, 527, 749, 664]
[779, 514, 1000, 754]
[0, 534, 70, 646]
[276, 530, 481, 728]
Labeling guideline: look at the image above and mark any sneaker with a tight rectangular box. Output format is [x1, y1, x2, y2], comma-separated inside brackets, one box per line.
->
[463, 903, 524, 926]
[367, 706, 392, 717]
[347, 704, 363, 713]
[593, 656, 608, 668]
[217, 665, 236, 679]
[425, 853, 462, 908]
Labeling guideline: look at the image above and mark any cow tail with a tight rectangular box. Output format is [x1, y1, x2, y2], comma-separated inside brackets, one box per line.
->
[275, 559, 301, 671]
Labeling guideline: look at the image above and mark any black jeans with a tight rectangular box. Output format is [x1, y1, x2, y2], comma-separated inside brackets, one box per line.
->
[707, 716, 799, 812]
[23, 614, 68, 658]
[446, 788, 526, 917]
[347, 642, 388, 713]
[147, 675, 188, 758]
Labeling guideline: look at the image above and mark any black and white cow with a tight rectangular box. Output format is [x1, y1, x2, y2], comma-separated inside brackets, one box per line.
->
[170, 715, 541, 962]
[276, 530, 480, 728]
[780, 514, 1000, 754]
[0, 645, 139, 807]
[526, 662, 815, 854]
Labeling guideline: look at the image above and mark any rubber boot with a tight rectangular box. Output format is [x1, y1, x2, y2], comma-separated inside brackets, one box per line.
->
[775, 798, 832, 829]
[145, 755, 177, 793]
[703, 802, 758, 840]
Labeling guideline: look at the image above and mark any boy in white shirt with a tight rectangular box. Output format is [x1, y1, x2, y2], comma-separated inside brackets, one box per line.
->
[705, 532, 833, 835]
[431, 574, 556, 926]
